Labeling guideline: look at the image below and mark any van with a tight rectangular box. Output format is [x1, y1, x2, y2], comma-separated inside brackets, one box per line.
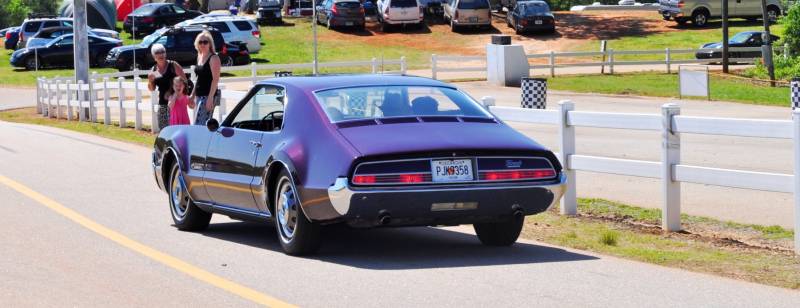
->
[444, 0, 492, 31]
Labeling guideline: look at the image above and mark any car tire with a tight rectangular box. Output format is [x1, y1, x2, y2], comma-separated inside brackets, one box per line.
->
[691, 9, 709, 27]
[274, 169, 322, 255]
[474, 215, 524, 246]
[675, 18, 688, 26]
[514, 21, 521, 35]
[221, 56, 234, 67]
[381, 22, 391, 32]
[168, 162, 212, 231]
[24, 56, 39, 70]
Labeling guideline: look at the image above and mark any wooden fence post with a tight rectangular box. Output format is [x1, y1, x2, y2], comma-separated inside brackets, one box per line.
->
[35, 78, 42, 114]
[251, 62, 258, 86]
[372, 57, 379, 74]
[77, 80, 85, 122]
[56, 80, 62, 119]
[608, 49, 615, 75]
[661, 103, 681, 231]
[558, 100, 577, 215]
[134, 77, 142, 130]
[90, 76, 98, 122]
[103, 77, 110, 126]
[118, 77, 126, 128]
[66, 82, 73, 121]
[400, 56, 407, 75]
[549, 51, 556, 77]
[45, 79, 52, 117]
[666, 48, 671, 74]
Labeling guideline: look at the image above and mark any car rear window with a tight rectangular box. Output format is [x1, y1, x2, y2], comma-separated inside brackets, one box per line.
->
[133, 4, 158, 15]
[457, 0, 489, 10]
[390, 0, 418, 8]
[314, 86, 492, 123]
[522, 2, 550, 14]
[335, 1, 361, 8]
[233, 20, 253, 31]
[206, 22, 231, 33]
[42, 21, 60, 28]
[24, 21, 42, 32]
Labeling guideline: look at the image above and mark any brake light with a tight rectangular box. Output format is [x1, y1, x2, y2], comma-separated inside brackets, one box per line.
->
[353, 175, 376, 184]
[399, 173, 425, 183]
[332, 5, 339, 14]
[141, 17, 155, 23]
[252, 30, 260, 38]
[19, 32, 23, 42]
[222, 44, 228, 55]
[480, 169, 556, 181]
[5, 32, 10, 40]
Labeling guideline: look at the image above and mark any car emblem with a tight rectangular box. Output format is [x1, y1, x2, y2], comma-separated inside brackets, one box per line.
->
[505, 160, 522, 168]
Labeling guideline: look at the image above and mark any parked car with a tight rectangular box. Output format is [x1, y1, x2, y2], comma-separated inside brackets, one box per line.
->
[444, 0, 492, 31]
[24, 26, 121, 49]
[257, 0, 284, 24]
[506, 0, 555, 34]
[315, 0, 367, 30]
[376, 0, 425, 31]
[659, 0, 782, 27]
[177, 16, 262, 53]
[123, 3, 203, 35]
[151, 75, 566, 255]
[106, 26, 228, 71]
[16, 17, 119, 50]
[4, 27, 20, 50]
[10, 34, 122, 70]
[224, 41, 253, 66]
[695, 31, 779, 60]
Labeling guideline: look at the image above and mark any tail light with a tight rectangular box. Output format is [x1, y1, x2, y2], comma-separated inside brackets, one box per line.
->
[353, 173, 431, 184]
[252, 30, 261, 38]
[19, 32, 23, 42]
[141, 17, 155, 23]
[479, 170, 556, 181]
[5, 32, 10, 40]
[332, 5, 339, 14]
[353, 175, 376, 184]
[222, 44, 229, 55]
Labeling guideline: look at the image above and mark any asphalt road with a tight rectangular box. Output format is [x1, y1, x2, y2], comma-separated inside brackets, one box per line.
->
[2, 114, 800, 306]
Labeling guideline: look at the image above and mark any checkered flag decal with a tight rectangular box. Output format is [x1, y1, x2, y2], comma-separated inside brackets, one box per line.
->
[792, 78, 800, 110]
[274, 71, 293, 77]
[521, 78, 547, 109]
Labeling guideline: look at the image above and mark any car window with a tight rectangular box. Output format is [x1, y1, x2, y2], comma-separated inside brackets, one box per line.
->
[24, 21, 42, 32]
[314, 86, 492, 122]
[206, 22, 231, 33]
[154, 35, 169, 46]
[523, 2, 549, 14]
[61, 20, 73, 27]
[176, 33, 195, 48]
[233, 21, 253, 31]
[230, 86, 286, 130]
[43, 21, 60, 28]
[133, 4, 158, 15]
[58, 36, 74, 45]
[173, 5, 186, 13]
[457, 0, 489, 9]
[159, 6, 174, 15]
[390, 0, 417, 7]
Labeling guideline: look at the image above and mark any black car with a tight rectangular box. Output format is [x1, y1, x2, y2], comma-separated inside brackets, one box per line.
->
[257, 0, 284, 25]
[315, 0, 366, 30]
[10, 34, 122, 70]
[506, 0, 555, 34]
[106, 26, 227, 71]
[123, 3, 202, 36]
[695, 31, 780, 60]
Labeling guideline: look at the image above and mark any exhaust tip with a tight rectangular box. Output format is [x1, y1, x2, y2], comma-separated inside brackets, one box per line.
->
[378, 210, 392, 226]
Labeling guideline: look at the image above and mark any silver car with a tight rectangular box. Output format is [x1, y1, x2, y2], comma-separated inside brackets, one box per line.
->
[444, 0, 492, 31]
[658, 0, 782, 27]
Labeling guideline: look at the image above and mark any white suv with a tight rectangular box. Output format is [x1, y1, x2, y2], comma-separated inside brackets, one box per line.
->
[659, 0, 782, 27]
[177, 16, 262, 53]
[376, 0, 424, 31]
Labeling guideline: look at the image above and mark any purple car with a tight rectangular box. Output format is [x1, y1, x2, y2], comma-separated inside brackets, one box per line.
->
[152, 75, 566, 255]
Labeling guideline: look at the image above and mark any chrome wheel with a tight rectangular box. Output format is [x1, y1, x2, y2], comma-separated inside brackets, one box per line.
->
[693, 12, 707, 27]
[169, 167, 189, 221]
[275, 177, 298, 243]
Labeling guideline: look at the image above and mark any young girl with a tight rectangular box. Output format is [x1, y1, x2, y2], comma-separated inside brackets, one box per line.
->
[168, 77, 195, 126]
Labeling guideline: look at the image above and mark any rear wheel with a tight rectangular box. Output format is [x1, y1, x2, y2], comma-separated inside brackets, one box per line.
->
[274, 170, 321, 255]
[24, 56, 39, 70]
[474, 215, 524, 246]
[221, 56, 234, 67]
[168, 163, 211, 231]
[691, 9, 709, 27]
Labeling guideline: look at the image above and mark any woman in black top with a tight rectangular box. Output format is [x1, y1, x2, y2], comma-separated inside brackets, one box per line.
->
[147, 43, 186, 130]
[190, 30, 221, 126]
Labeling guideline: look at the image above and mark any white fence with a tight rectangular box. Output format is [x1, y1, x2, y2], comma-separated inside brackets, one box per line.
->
[489, 101, 799, 253]
[33, 58, 408, 132]
[430, 54, 486, 80]
[526, 47, 764, 77]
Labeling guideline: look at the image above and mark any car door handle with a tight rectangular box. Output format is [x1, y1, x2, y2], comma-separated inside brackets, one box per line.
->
[249, 140, 262, 148]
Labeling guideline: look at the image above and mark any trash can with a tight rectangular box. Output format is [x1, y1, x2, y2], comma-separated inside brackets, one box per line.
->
[274, 71, 292, 77]
[792, 77, 800, 110]
[521, 77, 547, 109]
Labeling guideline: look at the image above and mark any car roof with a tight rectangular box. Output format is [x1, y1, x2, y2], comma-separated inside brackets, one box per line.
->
[261, 75, 457, 92]
[23, 17, 71, 23]
[190, 16, 255, 22]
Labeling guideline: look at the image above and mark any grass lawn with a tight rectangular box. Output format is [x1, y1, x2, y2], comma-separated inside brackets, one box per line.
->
[2, 106, 799, 289]
[548, 72, 790, 106]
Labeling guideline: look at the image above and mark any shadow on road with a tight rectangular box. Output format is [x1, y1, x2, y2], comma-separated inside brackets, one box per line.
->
[200, 221, 597, 269]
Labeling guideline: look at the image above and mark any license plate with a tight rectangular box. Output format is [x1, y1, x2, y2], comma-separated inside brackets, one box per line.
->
[431, 159, 473, 182]
[535, 20, 543, 25]
[346, 21, 354, 26]
[469, 17, 478, 23]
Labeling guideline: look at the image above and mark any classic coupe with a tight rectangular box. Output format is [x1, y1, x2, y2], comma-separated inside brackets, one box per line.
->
[152, 75, 566, 255]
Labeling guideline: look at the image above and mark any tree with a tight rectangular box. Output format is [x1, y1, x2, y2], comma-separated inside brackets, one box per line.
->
[0, 0, 30, 29]
[782, 3, 800, 56]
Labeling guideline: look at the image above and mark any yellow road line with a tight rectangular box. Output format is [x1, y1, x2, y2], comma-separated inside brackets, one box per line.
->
[0, 174, 296, 308]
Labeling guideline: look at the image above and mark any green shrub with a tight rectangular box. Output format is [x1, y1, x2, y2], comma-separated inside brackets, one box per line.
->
[781, 3, 800, 56]
[744, 56, 800, 80]
[598, 230, 619, 246]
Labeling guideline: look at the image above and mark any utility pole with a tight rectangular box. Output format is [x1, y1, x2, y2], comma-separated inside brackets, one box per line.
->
[312, 0, 318, 75]
[722, 0, 729, 73]
[761, 0, 776, 86]
[74, 0, 90, 119]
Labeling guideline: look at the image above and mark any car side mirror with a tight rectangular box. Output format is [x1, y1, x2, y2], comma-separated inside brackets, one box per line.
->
[206, 118, 220, 131]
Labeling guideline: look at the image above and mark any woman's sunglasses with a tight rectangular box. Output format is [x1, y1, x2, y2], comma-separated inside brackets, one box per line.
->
[198, 40, 210, 45]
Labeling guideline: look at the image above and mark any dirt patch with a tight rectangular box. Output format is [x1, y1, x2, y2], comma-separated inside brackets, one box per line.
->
[315, 11, 679, 56]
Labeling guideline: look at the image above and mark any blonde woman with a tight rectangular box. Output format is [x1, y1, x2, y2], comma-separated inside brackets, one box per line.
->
[190, 30, 221, 126]
[147, 43, 185, 130]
